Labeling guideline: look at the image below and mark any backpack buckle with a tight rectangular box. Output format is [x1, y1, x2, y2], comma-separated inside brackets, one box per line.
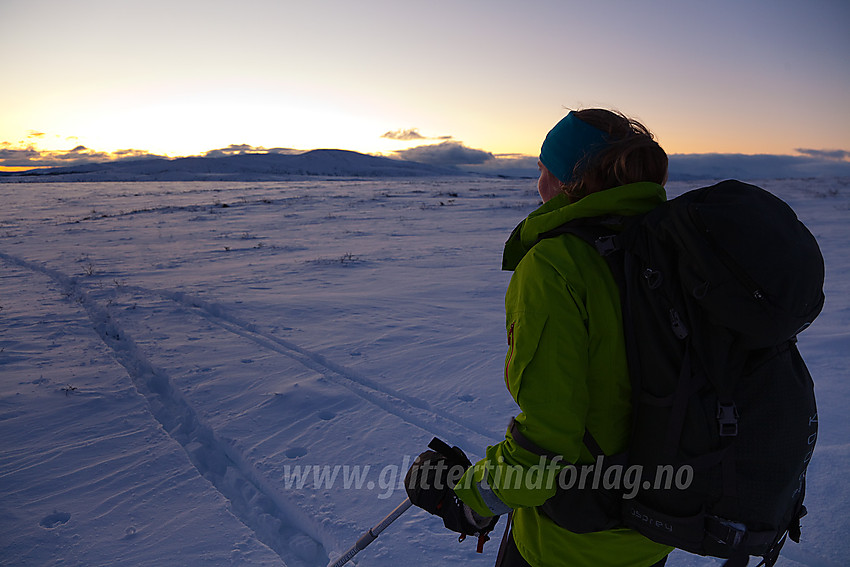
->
[593, 235, 620, 256]
[707, 516, 747, 547]
[717, 403, 739, 437]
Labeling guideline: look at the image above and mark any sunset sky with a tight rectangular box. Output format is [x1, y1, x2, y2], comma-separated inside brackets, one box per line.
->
[1, 0, 848, 171]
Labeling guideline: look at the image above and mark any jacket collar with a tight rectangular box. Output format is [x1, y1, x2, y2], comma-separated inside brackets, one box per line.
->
[502, 182, 666, 271]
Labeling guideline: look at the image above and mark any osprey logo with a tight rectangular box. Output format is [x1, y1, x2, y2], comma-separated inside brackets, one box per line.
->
[629, 507, 673, 533]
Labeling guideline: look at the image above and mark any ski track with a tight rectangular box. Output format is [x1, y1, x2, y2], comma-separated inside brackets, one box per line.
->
[1, 252, 839, 567]
[0, 251, 328, 567]
[0, 250, 500, 567]
[115, 283, 498, 449]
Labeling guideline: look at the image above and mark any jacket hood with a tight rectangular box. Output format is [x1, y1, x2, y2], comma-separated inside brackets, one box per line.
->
[502, 182, 666, 271]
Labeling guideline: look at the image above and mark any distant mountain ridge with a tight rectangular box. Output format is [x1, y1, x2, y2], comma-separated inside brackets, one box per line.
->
[0, 149, 469, 182]
[3, 148, 849, 183]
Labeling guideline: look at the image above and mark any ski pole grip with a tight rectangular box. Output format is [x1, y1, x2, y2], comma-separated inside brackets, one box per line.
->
[427, 437, 470, 468]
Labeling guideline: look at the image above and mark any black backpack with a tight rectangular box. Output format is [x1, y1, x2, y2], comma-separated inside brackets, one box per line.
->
[512, 180, 824, 566]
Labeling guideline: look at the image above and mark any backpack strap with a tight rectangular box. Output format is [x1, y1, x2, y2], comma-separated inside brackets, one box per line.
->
[538, 215, 626, 262]
[508, 417, 560, 460]
[509, 417, 604, 461]
[537, 216, 646, 444]
[510, 417, 626, 533]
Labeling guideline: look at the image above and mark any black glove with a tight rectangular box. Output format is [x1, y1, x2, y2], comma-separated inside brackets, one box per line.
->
[405, 438, 499, 540]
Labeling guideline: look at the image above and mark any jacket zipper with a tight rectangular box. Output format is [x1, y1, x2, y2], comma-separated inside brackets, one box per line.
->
[505, 322, 515, 395]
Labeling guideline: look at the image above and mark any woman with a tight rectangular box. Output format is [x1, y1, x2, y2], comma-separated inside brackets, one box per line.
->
[406, 109, 672, 566]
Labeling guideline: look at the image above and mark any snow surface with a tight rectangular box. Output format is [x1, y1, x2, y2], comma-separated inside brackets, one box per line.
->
[0, 177, 847, 567]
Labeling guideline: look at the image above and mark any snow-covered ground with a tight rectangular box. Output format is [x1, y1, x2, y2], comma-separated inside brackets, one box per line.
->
[0, 177, 846, 566]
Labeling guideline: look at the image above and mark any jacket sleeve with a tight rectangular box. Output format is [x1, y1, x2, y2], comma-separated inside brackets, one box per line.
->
[455, 242, 594, 516]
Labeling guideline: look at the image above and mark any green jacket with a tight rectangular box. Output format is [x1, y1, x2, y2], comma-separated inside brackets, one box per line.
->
[455, 182, 672, 567]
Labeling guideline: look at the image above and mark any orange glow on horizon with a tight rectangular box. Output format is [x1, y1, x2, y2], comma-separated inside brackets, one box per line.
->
[0, 165, 52, 173]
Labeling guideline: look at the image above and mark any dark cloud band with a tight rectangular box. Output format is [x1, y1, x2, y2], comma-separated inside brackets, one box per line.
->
[395, 141, 494, 165]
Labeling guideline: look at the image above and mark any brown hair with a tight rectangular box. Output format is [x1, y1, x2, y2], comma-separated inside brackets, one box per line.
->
[561, 109, 668, 202]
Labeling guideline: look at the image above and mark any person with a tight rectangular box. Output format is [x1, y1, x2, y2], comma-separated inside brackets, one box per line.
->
[406, 109, 673, 566]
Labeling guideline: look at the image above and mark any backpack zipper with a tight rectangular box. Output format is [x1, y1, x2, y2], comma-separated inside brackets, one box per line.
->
[688, 193, 767, 302]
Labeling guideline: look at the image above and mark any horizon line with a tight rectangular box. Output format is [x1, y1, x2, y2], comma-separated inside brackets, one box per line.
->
[2, 143, 850, 173]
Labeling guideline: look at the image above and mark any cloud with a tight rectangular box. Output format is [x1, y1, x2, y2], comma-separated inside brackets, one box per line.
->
[795, 148, 850, 161]
[444, 151, 850, 180]
[203, 144, 263, 158]
[395, 141, 494, 165]
[461, 153, 539, 177]
[28, 130, 46, 138]
[112, 148, 159, 159]
[4, 135, 849, 180]
[381, 128, 426, 141]
[381, 128, 455, 142]
[68, 145, 111, 160]
[203, 144, 301, 158]
[0, 146, 41, 162]
[0, 140, 308, 169]
[667, 153, 850, 181]
[0, 143, 165, 169]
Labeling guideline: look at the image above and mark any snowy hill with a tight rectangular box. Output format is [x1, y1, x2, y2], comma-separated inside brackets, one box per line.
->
[0, 177, 847, 566]
[4, 149, 850, 183]
[0, 149, 467, 182]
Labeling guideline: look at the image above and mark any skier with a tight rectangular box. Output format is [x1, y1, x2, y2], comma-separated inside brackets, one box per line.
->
[406, 109, 673, 566]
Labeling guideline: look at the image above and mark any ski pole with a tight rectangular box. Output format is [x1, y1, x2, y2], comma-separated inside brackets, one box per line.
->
[327, 497, 413, 567]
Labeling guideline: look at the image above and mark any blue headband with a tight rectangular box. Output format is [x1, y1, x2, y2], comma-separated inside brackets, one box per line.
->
[539, 112, 609, 183]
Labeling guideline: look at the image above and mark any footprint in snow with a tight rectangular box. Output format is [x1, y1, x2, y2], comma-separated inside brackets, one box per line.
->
[318, 410, 336, 421]
[289, 533, 322, 563]
[39, 512, 71, 529]
[285, 447, 308, 458]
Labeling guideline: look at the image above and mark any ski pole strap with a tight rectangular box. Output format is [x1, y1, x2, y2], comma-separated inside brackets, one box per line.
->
[457, 525, 496, 554]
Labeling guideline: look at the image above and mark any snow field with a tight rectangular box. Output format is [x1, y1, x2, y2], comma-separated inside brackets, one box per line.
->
[0, 177, 847, 566]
